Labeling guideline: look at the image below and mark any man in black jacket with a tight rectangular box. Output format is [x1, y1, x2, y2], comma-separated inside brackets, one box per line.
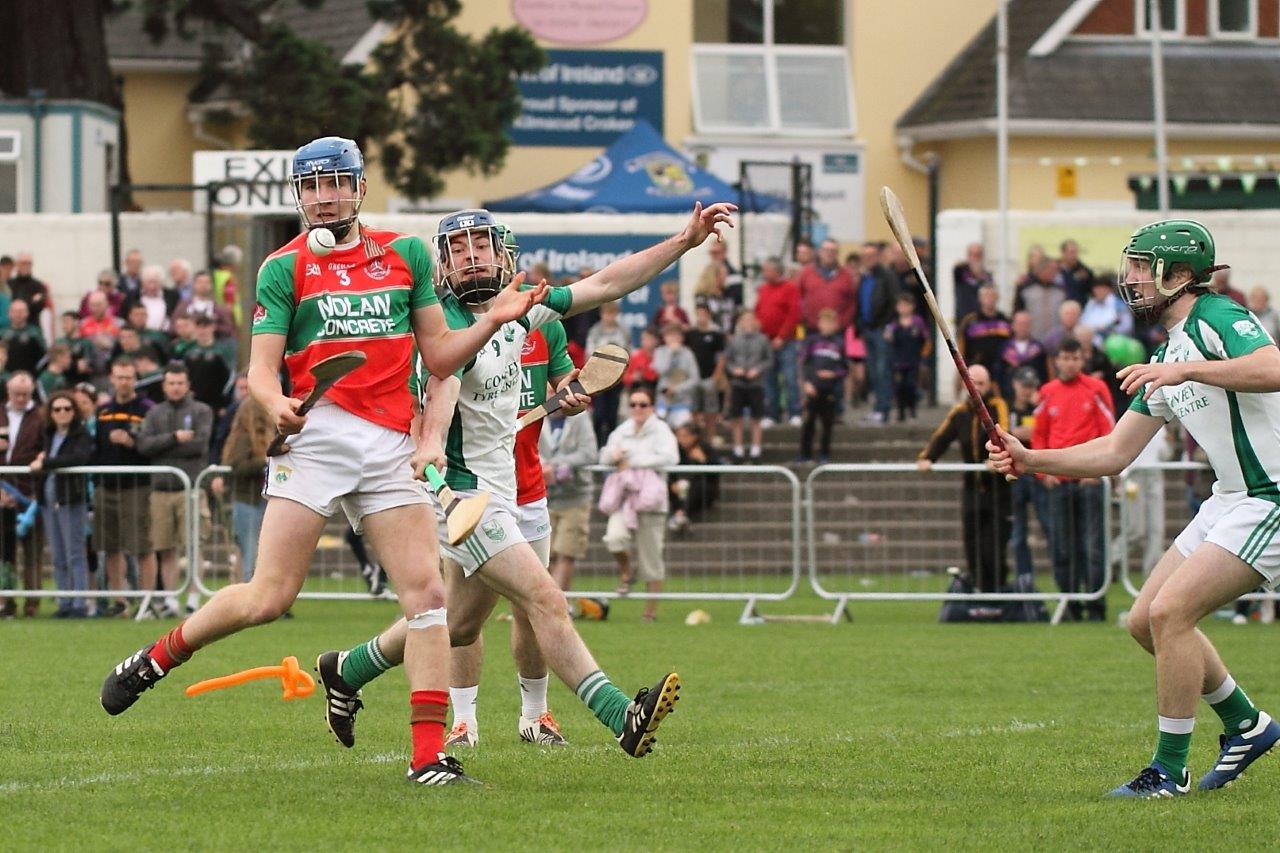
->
[855, 242, 900, 425]
[916, 365, 1013, 592]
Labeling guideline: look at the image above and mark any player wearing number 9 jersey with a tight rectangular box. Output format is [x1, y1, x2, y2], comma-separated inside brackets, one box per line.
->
[988, 220, 1280, 799]
[320, 201, 738, 763]
[100, 137, 546, 788]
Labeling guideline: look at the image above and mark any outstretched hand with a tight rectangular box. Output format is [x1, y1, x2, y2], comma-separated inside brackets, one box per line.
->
[488, 272, 548, 325]
[679, 201, 738, 249]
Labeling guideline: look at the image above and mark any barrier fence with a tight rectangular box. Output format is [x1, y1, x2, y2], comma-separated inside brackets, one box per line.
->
[0, 465, 193, 617]
[10, 460, 1278, 624]
[804, 463, 1114, 624]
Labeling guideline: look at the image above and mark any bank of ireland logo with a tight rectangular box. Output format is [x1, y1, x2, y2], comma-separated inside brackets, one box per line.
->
[367, 259, 391, 281]
[626, 64, 658, 86]
[482, 520, 506, 542]
[571, 155, 612, 184]
[274, 465, 292, 483]
[1234, 319, 1261, 339]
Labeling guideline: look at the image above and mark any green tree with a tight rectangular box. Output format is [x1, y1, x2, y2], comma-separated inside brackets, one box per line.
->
[139, 0, 544, 199]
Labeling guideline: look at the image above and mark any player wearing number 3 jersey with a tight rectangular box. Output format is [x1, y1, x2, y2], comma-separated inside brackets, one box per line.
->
[319, 201, 737, 762]
[100, 137, 547, 787]
[989, 220, 1280, 799]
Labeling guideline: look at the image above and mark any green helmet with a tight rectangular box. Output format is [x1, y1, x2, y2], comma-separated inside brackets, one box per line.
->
[1118, 219, 1224, 321]
[494, 223, 519, 267]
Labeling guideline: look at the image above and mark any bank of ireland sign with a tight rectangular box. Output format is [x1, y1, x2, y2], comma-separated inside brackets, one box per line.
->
[511, 50, 664, 147]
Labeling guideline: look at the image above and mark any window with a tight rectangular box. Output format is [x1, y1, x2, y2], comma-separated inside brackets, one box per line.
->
[1136, 0, 1184, 35]
[1212, 0, 1256, 36]
[692, 0, 853, 135]
[0, 132, 18, 214]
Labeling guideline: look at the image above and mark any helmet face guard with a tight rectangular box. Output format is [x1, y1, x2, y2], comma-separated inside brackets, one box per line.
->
[290, 137, 365, 242]
[434, 210, 516, 306]
[1116, 219, 1224, 323]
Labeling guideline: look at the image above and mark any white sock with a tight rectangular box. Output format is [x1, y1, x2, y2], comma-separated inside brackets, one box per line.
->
[185, 591, 201, 610]
[518, 674, 549, 720]
[450, 685, 478, 728]
[749, 444, 761, 457]
[1157, 715, 1196, 735]
[1203, 674, 1236, 705]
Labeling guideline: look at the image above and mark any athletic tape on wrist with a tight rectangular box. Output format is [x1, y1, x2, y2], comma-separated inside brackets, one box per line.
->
[407, 607, 447, 629]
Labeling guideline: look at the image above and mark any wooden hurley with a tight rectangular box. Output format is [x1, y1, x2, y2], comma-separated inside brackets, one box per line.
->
[267, 350, 367, 457]
[517, 343, 629, 430]
[422, 463, 490, 545]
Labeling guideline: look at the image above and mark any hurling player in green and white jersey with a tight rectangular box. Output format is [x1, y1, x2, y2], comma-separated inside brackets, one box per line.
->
[318, 201, 737, 760]
[990, 220, 1280, 799]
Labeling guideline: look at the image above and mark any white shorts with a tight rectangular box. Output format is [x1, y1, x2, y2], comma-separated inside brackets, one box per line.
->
[437, 490, 525, 576]
[266, 402, 428, 532]
[1174, 492, 1280, 587]
[518, 498, 552, 568]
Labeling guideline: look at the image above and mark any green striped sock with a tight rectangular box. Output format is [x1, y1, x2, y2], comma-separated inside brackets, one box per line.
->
[1206, 676, 1260, 734]
[1152, 716, 1193, 779]
[575, 670, 631, 736]
[340, 637, 394, 691]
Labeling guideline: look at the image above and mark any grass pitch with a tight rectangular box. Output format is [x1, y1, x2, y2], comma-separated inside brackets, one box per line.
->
[4, 592, 1279, 851]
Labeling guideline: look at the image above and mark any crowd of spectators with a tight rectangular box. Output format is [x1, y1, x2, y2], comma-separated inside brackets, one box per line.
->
[0, 247, 248, 619]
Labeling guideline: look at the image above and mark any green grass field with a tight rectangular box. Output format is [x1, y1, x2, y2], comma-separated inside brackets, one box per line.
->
[4, 591, 1279, 850]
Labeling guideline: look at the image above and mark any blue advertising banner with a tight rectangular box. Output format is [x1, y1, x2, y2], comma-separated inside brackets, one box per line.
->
[511, 49, 664, 147]
[516, 233, 675, 343]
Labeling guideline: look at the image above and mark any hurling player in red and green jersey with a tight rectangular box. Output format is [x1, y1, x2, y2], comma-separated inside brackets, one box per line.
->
[100, 137, 545, 788]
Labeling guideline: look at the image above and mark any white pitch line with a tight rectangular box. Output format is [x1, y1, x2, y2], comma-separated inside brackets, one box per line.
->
[941, 719, 1058, 738]
[0, 751, 404, 795]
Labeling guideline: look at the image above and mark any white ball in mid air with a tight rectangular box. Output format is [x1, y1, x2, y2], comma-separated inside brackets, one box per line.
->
[307, 227, 336, 256]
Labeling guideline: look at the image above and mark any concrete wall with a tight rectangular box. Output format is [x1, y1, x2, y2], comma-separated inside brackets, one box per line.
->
[0, 213, 206, 312]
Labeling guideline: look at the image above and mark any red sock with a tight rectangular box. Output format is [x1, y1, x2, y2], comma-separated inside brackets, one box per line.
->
[148, 622, 194, 674]
[410, 690, 449, 768]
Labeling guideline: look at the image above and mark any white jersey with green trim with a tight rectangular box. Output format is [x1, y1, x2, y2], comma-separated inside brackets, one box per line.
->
[1130, 293, 1280, 500]
[418, 286, 574, 500]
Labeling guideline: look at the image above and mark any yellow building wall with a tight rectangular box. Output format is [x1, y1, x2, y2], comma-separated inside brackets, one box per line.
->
[852, 0, 998, 241]
[936, 135, 1280, 212]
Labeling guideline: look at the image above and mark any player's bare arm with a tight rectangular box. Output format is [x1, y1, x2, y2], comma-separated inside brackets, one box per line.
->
[247, 332, 306, 435]
[1118, 344, 1280, 398]
[561, 201, 738, 316]
[411, 275, 549, 379]
[411, 374, 460, 479]
[987, 408, 1163, 479]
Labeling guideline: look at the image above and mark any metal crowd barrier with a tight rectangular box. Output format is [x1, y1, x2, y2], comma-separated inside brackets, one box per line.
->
[0, 465, 194, 612]
[569, 464, 805, 624]
[804, 463, 1114, 624]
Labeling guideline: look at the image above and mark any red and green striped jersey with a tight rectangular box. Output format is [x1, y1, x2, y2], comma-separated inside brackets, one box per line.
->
[516, 321, 573, 505]
[252, 229, 437, 433]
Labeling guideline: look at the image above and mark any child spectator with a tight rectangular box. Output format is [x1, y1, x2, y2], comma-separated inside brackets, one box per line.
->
[622, 326, 659, 396]
[651, 280, 690, 330]
[686, 302, 726, 440]
[653, 323, 699, 428]
[886, 293, 929, 422]
[585, 300, 630, 444]
[38, 343, 73, 400]
[798, 308, 848, 463]
[723, 310, 771, 460]
[668, 421, 720, 532]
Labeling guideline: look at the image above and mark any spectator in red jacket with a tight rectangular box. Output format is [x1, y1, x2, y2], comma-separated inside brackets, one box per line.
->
[754, 257, 802, 425]
[623, 327, 660, 395]
[1032, 337, 1114, 621]
[651, 280, 690, 330]
[797, 238, 857, 333]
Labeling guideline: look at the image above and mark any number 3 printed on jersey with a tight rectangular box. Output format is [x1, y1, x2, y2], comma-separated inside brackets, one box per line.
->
[337, 269, 351, 287]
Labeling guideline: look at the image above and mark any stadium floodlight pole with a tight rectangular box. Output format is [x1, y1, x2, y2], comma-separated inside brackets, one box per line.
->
[996, 0, 1010, 295]
[1150, 0, 1171, 215]
[880, 187, 1014, 481]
